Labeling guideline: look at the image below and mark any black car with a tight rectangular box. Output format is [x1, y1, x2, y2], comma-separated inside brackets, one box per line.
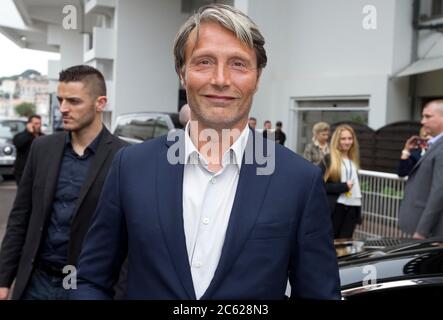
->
[336, 238, 443, 299]
[112, 112, 182, 144]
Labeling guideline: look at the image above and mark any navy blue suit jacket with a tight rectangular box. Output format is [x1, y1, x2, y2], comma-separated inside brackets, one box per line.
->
[72, 130, 340, 299]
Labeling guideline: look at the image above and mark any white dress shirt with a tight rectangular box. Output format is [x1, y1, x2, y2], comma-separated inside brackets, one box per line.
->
[337, 159, 362, 206]
[182, 123, 250, 299]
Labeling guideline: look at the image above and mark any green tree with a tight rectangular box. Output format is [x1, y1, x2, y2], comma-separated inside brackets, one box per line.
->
[15, 102, 36, 117]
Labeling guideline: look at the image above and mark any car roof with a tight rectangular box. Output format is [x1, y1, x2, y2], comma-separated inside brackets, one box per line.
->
[114, 111, 182, 129]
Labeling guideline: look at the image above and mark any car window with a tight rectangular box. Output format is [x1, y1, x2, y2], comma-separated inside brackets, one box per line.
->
[0, 120, 26, 138]
[0, 125, 12, 139]
[114, 116, 156, 141]
[153, 116, 170, 138]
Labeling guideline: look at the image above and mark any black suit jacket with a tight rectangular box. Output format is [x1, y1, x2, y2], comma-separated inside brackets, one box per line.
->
[0, 127, 128, 299]
[13, 130, 44, 180]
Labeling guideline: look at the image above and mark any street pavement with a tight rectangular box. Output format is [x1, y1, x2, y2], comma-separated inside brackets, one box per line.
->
[0, 178, 16, 247]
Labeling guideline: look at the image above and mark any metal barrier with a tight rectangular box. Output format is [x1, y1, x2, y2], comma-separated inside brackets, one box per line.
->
[354, 169, 411, 239]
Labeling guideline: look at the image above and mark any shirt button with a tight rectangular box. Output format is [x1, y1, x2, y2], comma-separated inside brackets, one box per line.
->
[194, 261, 202, 268]
[211, 178, 216, 184]
[202, 218, 210, 225]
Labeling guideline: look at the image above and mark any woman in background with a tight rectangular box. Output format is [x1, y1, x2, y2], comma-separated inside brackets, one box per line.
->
[303, 122, 330, 165]
[319, 124, 362, 239]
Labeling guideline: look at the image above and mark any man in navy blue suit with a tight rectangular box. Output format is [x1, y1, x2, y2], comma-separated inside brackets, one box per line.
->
[72, 4, 340, 300]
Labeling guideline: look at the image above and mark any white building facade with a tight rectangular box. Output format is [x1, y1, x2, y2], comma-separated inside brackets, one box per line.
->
[1, 0, 442, 152]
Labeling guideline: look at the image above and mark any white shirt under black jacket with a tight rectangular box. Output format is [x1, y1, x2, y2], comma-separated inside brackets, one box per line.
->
[182, 123, 250, 299]
[337, 159, 362, 206]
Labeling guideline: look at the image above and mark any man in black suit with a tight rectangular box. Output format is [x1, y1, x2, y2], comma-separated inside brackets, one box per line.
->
[0, 65, 128, 300]
[13, 114, 44, 185]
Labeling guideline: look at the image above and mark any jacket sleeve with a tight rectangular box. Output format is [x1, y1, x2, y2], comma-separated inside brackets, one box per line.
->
[318, 155, 349, 195]
[0, 139, 36, 287]
[324, 181, 349, 195]
[416, 153, 443, 237]
[397, 149, 420, 177]
[70, 148, 128, 300]
[13, 131, 34, 152]
[303, 144, 313, 162]
[289, 167, 341, 299]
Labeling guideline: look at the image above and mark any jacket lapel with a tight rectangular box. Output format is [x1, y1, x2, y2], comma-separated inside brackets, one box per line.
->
[201, 130, 273, 299]
[157, 131, 196, 299]
[71, 128, 112, 221]
[42, 132, 67, 220]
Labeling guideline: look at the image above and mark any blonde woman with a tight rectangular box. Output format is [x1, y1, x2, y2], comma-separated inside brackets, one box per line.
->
[319, 124, 362, 239]
[303, 122, 330, 165]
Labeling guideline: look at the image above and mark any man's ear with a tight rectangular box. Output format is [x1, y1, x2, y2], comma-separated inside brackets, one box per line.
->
[96, 96, 107, 112]
[254, 69, 262, 93]
[179, 69, 186, 87]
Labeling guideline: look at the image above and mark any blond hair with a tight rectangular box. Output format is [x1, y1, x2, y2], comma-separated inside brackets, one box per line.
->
[324, 124, 360, 182]
[312, 122, 330, 136]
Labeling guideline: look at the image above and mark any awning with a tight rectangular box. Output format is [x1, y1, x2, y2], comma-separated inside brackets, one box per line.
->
[396, 56, 443, 77]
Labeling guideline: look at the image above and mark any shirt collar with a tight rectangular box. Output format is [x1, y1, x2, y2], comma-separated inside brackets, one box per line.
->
[184, 122, 250, 171]
[65, 127, 104, 155]
[428, 132, 443, 147]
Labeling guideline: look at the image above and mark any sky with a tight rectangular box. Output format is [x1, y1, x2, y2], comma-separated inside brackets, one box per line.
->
[0, 0, 60, 78]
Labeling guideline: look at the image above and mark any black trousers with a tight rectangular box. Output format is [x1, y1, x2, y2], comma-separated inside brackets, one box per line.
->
[332, 203, 360, 239]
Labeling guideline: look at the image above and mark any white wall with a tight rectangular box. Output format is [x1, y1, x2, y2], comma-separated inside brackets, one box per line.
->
[113, 0, 187, 120]
[386, 0, 413, 124]
[59, 30, 84, 70]
[245, 0, 413, 144]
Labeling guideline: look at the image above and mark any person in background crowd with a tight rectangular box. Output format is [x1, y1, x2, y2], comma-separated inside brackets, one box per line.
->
[303, 121, 330, 165]
[319, 124, 362, 239]
[399, 99, 443, 239]
[397, 126, 431, 177]
[263, 120, 272, 139]
[13, 115, 44, 185]
[275, 121, 286, 146]
[248, 117, 257, 130]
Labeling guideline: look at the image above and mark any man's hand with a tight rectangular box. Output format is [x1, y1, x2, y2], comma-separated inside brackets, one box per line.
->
[412, 232, 426, 240]
[26, 122, 34, 134]
[0, 287, 10, 300]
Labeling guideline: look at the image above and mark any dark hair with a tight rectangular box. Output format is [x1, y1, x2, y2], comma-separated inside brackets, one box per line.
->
[276, 121, 282, 127]
[249, 117, 257, 121]
[264, 120, 271, 125]
[59, 65, 106, 99]
[28, 114, 41, 123]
